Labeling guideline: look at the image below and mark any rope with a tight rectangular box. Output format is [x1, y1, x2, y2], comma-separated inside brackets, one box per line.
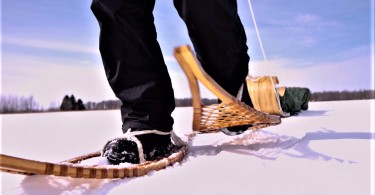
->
[247, 0, 267, 62]
[122, 129, 187, 147]
[246, 1, 289, 116]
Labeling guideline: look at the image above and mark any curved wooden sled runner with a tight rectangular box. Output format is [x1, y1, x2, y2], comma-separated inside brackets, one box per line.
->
[0, 146, 187, 179]
[173, 45, 281, 133]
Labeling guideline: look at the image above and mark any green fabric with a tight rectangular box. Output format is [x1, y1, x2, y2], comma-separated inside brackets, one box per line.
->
[279, 87, 311, 115]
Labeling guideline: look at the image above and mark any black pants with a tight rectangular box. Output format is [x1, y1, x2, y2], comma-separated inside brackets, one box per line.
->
[91, 0, 250, 133]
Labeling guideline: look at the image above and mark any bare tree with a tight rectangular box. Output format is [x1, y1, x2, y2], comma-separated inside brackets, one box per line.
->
[0, 95, 40, 113]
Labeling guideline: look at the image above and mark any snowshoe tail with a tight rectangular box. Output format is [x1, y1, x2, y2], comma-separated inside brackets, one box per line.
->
[173, 45, 281, 133]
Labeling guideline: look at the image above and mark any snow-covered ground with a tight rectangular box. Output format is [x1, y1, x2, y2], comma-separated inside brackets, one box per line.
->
[1, 100, 374, 195]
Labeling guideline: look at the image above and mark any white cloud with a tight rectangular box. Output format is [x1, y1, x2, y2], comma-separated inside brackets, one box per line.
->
[249, 52, 372, 92]
[266, 12, 342, 32]
[1, 54, 115, 108]
[2, 35, 99, 54]
[1, 51, 213, 108]
[295, 13, 321, 23]
[301, 36, 317, 47]
[163, 55, 178, 64]
[168, 70, 216, 100]
[2, 46, 372, 109]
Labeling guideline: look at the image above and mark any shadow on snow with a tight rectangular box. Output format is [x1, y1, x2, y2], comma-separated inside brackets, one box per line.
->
[19, 129, 374, 194]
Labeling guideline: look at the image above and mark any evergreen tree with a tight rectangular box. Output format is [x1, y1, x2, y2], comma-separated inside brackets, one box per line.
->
[69, 95, 77, 110]
[77, 99, 86, 110]
[60, 95, 71, 111]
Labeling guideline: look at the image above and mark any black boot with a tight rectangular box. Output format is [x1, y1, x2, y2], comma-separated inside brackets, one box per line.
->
[103, 131, 175, 165]
[221, 82, 253, 136]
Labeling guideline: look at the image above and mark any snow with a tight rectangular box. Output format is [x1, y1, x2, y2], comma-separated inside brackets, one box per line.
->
[1, 100, 374, 195]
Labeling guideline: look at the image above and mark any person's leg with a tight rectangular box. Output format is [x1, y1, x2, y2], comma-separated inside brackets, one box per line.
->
[91, 0, 175, 133]
[174, 0, 252, 135]
[173, 0, 251, 100]
[91, 0, 177, 164]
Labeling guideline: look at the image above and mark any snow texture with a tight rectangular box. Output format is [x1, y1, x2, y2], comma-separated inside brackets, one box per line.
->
[1, 100, 374, 195]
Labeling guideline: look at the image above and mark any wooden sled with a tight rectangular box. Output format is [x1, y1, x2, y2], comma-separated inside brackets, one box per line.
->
[247, 76, 290, 117]
[173, 45, 281, 133]
[0, 146, 187, 179]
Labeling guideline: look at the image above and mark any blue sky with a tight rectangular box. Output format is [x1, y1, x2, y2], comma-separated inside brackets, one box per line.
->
[1, 0, 374, 107]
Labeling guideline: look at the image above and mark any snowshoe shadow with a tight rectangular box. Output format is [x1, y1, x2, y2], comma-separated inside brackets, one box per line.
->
[185, 129, 374, 163]
[284, 129, 374, 162]
[19, 130, 374, 194]
[295, 110, 329, 117]
[186, 131, 299, 161]
[21, 174, 131, 195]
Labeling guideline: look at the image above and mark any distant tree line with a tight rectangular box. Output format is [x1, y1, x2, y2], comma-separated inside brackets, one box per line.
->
[87, 90, 375, 109]
[1, 90, 374, 114]
[85, 100, 122, 110]
[310, 89, 375, 101]
[0, 95, 41, 113]
[84, 98, 218, 110]
[174, 98, 218, 107]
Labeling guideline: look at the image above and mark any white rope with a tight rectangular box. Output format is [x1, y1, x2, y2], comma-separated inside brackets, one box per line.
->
[124, 129, 187, 163]
[123, 129, 171, 137]
[127, 136, 146, 163]
[247, 0, 267, 62]
[246, 1, 291, 116]
[123, 129, 186, 147]
[236, 83, 244, 100]
[170, 131, 188, 147]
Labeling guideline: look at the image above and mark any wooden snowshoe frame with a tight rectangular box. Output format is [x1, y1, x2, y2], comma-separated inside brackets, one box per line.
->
[173, 45, 281, 133]
[0, 146, 187, 179]
[247, 76, 290, 117]
[0, 46, 283, 179]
